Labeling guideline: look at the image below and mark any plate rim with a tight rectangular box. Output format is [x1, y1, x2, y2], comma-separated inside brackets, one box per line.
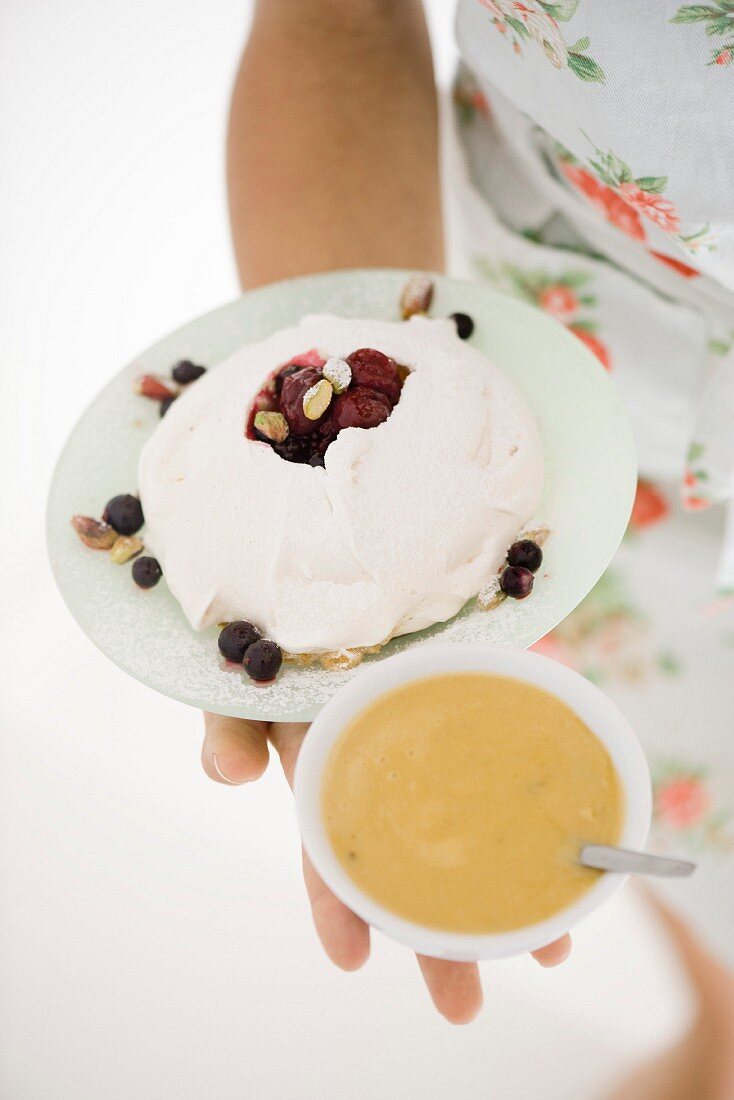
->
[47, 268, 637, 722]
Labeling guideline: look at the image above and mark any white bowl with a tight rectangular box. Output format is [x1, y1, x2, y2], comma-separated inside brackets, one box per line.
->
[294, 643, 651, 961]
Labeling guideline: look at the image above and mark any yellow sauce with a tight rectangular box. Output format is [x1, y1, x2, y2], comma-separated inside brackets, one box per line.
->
[322, 673, 623, 933]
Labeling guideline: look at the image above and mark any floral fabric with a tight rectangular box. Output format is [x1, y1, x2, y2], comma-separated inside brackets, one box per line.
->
[671, 2, 734, 67]
[450, 3, 734, 559]
[529, 482, 734, 958]
[478, 1, 606, 81]
[450, 1, 734, 961]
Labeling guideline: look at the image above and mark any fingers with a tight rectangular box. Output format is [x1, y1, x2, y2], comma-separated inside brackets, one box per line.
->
[267, 721, 309, 788]
[416, 934, 570, 1025]
[416, 955, 483, 1024]
[302, 851, 371, 971]
[269, 721, 371, 972]
[201, 712, 270, 784]
[532, 933, 572, 968]
[268, 720, 567, 994]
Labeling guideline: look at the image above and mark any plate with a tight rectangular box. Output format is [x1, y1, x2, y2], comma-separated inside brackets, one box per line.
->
[47, 270, 636, 722]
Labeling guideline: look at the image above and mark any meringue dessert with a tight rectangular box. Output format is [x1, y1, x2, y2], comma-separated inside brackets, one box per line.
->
[137, 313, 544, 657]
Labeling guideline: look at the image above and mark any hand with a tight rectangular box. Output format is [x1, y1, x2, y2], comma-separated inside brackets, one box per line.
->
[202, 713, 572, 1024]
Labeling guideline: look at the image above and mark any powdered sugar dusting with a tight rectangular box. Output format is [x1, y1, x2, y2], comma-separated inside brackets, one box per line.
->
[477, 574, 505, 611]
[322, 356, 351, 394]
[138, 314, 543, 654]
[47, 269, 636, 722]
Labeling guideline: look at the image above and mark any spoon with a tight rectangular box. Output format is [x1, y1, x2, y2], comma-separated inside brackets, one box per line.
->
[579, 844, 696, 878]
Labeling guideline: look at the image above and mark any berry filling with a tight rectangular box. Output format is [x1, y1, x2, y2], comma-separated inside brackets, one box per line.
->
[345, 348, 401, 404]
[332, 386, 392, 430]
[246, 346, 407, 464]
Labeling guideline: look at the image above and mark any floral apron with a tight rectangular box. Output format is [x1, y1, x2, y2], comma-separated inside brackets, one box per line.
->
[449, 0, 734, 962]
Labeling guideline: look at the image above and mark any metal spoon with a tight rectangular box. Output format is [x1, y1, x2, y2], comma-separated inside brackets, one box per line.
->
[579, 844, 696, 878]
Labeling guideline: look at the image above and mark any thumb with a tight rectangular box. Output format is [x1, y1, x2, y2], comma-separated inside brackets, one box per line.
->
[202, 712, 270, 785]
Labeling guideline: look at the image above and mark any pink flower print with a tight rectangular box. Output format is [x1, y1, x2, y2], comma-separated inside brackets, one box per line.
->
[656, 777, 710, 828]
[559, 138, 711, 249]
[649, 250, 700, 278]
[682, 447, 713, 511]
[559, 162, 645, 241]
[618, 182, 682, 233]
[629, 480, 670, 530]
[538, 284, 578, 319]
[477, 0, 605, 82]
[560, 161, 600, 197]
[472, 90, 490, 116]
[683, 495, 711, 511]
[530, 631, 576, 669]
[672, 5, 734, 71]
[509, 3, 568, 69]
[568, 325, 612, 370]
[602, 190, 647, 241]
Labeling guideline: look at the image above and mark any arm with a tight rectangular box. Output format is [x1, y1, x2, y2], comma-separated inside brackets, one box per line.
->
[205, 0, 569, 1025]
[227, 0, 444, 287]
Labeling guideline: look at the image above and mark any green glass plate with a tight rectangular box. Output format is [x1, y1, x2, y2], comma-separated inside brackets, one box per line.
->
[47, 270, 636, 722]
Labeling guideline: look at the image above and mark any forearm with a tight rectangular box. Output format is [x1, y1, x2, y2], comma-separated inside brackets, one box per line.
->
[227, 0, 443, 289]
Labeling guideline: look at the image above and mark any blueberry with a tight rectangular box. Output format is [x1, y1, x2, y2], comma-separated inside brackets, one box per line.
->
[132, 556, 162, 589]
[104, 493, 144, 535]
[160, 395, 177, 418]
[449, 312, 474, 340]
[218, 620, 262, 663]
[500, 565, 534, 599]
[243, 639, 283, 682]
[272, 433, 315, 463]
[507, 539, 543, 573]
[309, 452, 326, 467]
[171, 360, 206, 384]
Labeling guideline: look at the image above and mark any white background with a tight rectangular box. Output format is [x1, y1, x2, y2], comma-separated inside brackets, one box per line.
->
[1, 2, 692, 1097]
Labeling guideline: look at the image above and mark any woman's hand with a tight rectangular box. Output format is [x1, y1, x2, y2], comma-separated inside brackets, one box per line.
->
[202, 713, 572, 1024]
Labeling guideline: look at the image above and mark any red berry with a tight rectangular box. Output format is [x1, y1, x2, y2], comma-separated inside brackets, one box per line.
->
[280, 367, 328, 435]
[346, 348, 401, 405]
[274, 363, 300, 396]
[332, 386, 392, 431]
